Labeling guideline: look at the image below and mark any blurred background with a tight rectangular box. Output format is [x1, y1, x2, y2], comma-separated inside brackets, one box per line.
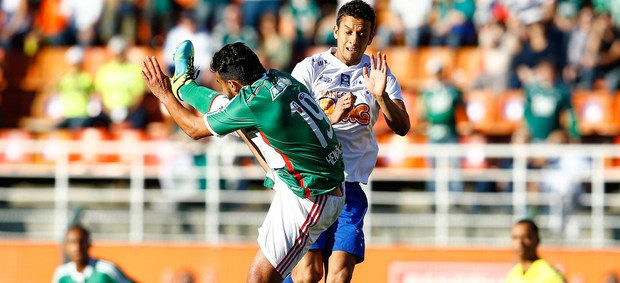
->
[1, 0, 620, 282]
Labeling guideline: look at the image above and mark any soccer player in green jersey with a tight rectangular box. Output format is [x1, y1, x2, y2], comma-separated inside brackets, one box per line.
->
[52, 225, 134, 283]
[141, 41, 345, 283]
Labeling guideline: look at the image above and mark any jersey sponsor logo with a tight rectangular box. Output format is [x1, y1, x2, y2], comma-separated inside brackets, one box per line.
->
[319, 94, 371, 126]
[270, 76, 293, 100]
[312, 58, 329, 66]
[340, 74, 350, 87]
[318, 75, 333, 83]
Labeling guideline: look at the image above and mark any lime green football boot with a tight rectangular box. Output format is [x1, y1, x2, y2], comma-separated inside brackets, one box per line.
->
[170, 40, 200, 101]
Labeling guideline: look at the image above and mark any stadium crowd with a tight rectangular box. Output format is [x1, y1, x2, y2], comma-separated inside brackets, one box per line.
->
[0, 0, 619, 198]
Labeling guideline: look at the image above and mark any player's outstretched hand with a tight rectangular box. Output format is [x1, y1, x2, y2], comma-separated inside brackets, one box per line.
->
[141, 56, 173, 102]
[363, 51, 388, 100]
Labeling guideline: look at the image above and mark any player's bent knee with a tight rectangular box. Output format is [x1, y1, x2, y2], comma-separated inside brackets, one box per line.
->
[293, 269, 323, 283]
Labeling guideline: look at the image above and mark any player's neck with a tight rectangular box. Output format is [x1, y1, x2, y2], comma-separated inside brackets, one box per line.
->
[519, 255, 540, 273]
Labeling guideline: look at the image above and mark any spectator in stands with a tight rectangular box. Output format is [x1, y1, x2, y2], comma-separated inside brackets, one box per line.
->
[313, 3, 338, 46]
[514, 59, 577, 217]
[163, 10, 211, 83]
[471, 18, 519, 92]
[418, 58, 470, 194]
[31, 0, 70, 46]
[375, 0, 432, 50]
[0, 0, 31, 50]
[98, 0, 139, 44]
[52, 224, 135, 283]
[62, 0, 104, 46]
[563, 6, 597, 89]
[94, 36, 146, 130]
[514, 59, 575, 145]
[140, 0, 175, 47]
[506, 219, 566, 282]
[54, 46, 100, 130]
[508, 18, 564, 89]
[194, 0, 230, 32]
[429, 0, 477, 48]
[279, 0, 320, 62]
[210, 3, 258, 52]
[582, 11, 620, 93]
[592, 0, 620, 26]
[240, 0, 282, 29]
[257, 12, 292, 71]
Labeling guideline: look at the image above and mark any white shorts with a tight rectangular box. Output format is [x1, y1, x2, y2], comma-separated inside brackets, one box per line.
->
[257, 174, 345, 277]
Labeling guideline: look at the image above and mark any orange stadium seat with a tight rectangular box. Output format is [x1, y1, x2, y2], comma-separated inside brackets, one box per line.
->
[383, 46, 418, 91]
[464, 89, 496, 134]
[21, 47, 70, 92]
[414, 47, 456, 84]
[495, 89, 525, 135]
[464, 89, 524, 136]
[453, 47, 483, 89]
[572, 90, 619, 136]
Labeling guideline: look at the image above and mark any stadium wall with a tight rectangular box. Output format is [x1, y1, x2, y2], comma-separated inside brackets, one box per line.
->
[2, 241, 619, 282]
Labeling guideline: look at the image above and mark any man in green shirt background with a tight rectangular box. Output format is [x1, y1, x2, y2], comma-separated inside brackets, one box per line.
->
[51, 225, 134, 283]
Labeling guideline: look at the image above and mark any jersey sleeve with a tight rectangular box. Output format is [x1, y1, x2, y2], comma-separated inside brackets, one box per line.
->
[385, 68, 404, 101]
[291, 57, 314, 92]
[203, 92, 257, 137]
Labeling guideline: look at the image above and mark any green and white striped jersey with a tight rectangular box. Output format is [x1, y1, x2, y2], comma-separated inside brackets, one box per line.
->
[204, 69, 344, 198]
[52, 258, 133, 283]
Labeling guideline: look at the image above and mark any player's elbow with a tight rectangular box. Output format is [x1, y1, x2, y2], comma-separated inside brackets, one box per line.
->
[394, 125, 410, 136]
[392, 119, 410, 136]
[182, 125, 209, 140]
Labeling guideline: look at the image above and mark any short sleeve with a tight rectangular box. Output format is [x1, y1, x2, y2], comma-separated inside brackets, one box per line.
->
[204, 93, 257, 137]
[291, 57, 314, 93]
[386, 69, 403, 101]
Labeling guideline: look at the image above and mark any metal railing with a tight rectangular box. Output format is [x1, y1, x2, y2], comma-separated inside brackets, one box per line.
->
[1, 137, 620, 247]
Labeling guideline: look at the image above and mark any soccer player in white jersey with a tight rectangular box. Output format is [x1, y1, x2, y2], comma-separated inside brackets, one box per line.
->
[285, 1, 410, 282]
[52, 225, 134, 283]
[142, 41, 346, 283]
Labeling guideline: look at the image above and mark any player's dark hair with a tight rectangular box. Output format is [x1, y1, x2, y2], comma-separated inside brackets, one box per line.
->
[516, 218, 539, 238]
[68, 224, 92, 245]
[336, 0, 376, 32]
[210, 42, 266, 86]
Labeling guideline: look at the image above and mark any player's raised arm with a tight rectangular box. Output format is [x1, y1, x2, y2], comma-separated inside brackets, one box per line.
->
[141, 55, 212, 140]
[363, 51, 410, 136]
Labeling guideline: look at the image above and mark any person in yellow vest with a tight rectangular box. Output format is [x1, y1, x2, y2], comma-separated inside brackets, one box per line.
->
[506, 219, 566, 283]
[94, 36, 146, 129]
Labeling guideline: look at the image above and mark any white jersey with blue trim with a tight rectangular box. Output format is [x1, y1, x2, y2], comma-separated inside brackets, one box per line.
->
[291, 47, 403, 184]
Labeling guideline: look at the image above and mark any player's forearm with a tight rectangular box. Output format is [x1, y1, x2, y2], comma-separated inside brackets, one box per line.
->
[378, 94, 410, 136]
[160, 93, 213, 140]
[328, 111, 347, 124]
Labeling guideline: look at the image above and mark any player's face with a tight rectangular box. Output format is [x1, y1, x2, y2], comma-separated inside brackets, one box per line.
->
[65, 228, 89, 265]
[214, 72, 238, 98]
[333, 15, 374, 66]
[511, 223, 539, 260]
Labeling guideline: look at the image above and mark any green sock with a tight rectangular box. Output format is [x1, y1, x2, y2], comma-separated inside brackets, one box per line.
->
[179, 81, 221, 114]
